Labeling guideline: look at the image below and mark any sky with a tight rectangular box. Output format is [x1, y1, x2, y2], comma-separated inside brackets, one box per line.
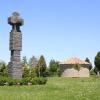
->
[0, 0, 100, 65]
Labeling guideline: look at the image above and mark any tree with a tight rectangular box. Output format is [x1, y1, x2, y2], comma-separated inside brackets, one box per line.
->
[22, 56, 28, 67]
[74, 64, 81, 71]
[73, 64, 81, 77]
[22, 65, 30, 78]
[49, 59, 59, 76]
[30, 67, 37, 78]
[94, 51, 100, 76]
[94, 67, 98, 74]
[28, 56, 38, 68]
[37, 55, 47, 77]
[85, 57, 92, 71]
[0, 61, 8, 77]
[90, 68, 96, 76]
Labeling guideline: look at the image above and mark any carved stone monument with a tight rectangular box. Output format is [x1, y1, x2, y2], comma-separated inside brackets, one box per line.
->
[8, 12, 24, 79]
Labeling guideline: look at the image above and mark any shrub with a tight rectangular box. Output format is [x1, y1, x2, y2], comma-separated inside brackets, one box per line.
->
[90, 69, 96, 76]
[7, 79, 21, 86]
[37, 77, 47, 85]
[22, 66, 30, 78]
[0, 77, 47, 86]
[30, 77, 38, 85]
[30, 77, 47, 85]
[7, 79, 15, 86]
[21, 77, 31, 85]
[30, 67, 37, 78]
[0, 77, 8, 86]
[0, 77, 21, 86]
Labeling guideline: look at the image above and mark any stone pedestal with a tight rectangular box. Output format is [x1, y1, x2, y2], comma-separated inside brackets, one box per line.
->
[8, 62, 22, 79]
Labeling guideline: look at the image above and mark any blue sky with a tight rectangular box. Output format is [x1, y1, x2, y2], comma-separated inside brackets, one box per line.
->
[0, 0, 100, 65]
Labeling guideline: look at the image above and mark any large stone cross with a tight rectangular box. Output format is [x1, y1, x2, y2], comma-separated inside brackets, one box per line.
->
[8, 12, 24, 32]
[8, 12, 24, 79]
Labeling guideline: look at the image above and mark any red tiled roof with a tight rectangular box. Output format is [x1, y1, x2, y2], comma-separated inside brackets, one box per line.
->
[60, 57, 89, 64]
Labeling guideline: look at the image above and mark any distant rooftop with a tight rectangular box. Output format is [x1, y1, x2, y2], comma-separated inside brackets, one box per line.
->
[60, 57, 89, 64]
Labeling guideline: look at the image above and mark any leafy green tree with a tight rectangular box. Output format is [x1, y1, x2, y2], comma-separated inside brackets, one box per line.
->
[22, 56, 28, 67]
[22, 66, 30, 78]
[37, 55, 47, 77]
[94, 51, 100, 76]
[30, 67, 37, 78]
[49, 60, 59, 76]
[85, 57, 92, 71]
[94, 67, 98, 74]
[73, 64, 81, 77]
[0, 61, 8, 77]
[22, 56, 30, 78]
[44, 67, 50, 77]
[74, 64, 81, 71]
[90, 68, 96, 76]
[28, 56, 38, 68]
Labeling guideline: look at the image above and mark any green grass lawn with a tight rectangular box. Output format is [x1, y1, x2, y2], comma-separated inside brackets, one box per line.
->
[0, 77, 100, 100]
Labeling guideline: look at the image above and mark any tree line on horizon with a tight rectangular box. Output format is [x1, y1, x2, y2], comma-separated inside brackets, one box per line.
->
[0, 51, 100, 77]
[0, 55, 59, 78]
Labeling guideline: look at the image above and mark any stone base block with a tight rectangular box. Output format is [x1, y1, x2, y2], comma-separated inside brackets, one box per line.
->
[8, 62, 22, 79]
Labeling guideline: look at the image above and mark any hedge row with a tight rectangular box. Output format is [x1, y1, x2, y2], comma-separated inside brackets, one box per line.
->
[0, 77, 47, 86]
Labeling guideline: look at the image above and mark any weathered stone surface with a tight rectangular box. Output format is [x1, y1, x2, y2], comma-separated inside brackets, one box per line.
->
[59, 58, 90, 77]
[60, 64, 90, 77]
[8, 62, 22, 79]
[10, 32, 22, 50]
[8, 12, 24, 79]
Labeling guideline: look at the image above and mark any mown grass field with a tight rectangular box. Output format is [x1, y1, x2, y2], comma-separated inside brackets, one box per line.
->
[0, 77, 100, 100]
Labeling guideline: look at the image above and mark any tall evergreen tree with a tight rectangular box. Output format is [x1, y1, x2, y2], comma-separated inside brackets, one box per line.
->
[22, 56, 30, 78]
[85, 57, 92, 71]
[49, 59, 59, 76]
[94, 67, 97, 74]
[37, 55, 47, 77]
[28, 56, 38, 68]
[94, 51, 100, 76]
[22, 56, 28, 67]
[22, 65, 30, 78]
[0, 61, 8, 77]
[30, 67, 37, 78]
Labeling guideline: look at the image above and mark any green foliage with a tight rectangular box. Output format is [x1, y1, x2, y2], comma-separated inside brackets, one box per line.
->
[90, 68, 96, 76]
[22, 56, 28, 67]
[30, 77, 47, 85]
[94, 67, 98, 74]
[0, 77, 8, 86]
[22, 56, 30, 78]
[0, 76, 47, 86]
[36, 77, 47, 85]
[49, 60, 59, 76]
[0, 77, 99, 100]
[44, 68, 50, 77]
[74, 64, 81, 71]
[7, 79, 16, 86]
[94, 51, 100, 76]
[30, 67, 37, 78]
[21, 77, 31, 85]
[37, 55, 47, 77]
[28, 56, 38, 68]
[0, 61, 8, 77]
[22, 66, 30, 78]
[30, 77, 37, 85]
[94, 51, 100, 71]
[21, 77, 47, 85]
[85, 57, 92, 70]
[0, 77, 21, 86]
